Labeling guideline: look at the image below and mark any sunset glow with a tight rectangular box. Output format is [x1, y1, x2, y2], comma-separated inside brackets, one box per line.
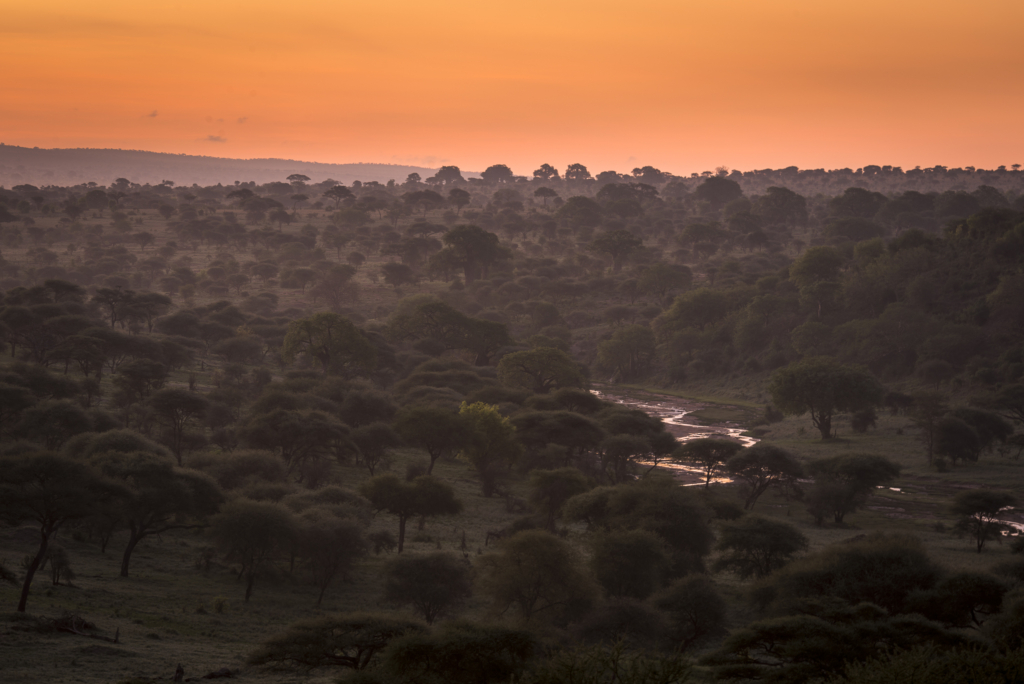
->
[4, 0, 1023, 174]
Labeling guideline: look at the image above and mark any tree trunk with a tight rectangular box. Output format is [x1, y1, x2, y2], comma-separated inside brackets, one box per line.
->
[120, 529, 142, 577]
[816, 413, 832, 440]
[18, 534, 49, 612]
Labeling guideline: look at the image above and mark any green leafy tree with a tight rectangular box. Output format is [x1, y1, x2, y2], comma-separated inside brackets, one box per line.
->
[752, 533, 942, 615]
[528, 467, 591, 529]
[481, 164, 514, 183]
[394, 406, 467, 474]
[497, 347, 585, 394]
[387, 296, 513, 365]
[713, 516, 808, 578]
[381, 262, 416, 290]
[908, 572, 1007, 628]
[298, 509, 368, 606]
[458, 402, 524, 496]
[590, 230, 643, 272]
[383, 552, 473, 623]
[556, 196, 603, 231]
[371, 622, 536, 684]
[447, 188, 471, 215]
[651, 575, 728, 652]
[769, 356, 884, 439]
[15, 399, 91, 450]
[360, 475, 462, 552]
[351, 421, 404, 475]
[596, 325, 656, 381]
[210, 499, 298, 602]
[239, 408, 352, 477]
[805, 454, 900, 524]
[563, 477, 713, 577]
[281, 312, 376, 375]
[478, 529, 596, 624]
[694, 176, 742, 209]
[789, 246, 843, 287]
[755, 186, 808, 226]
[655, 288, 729, 335]
[934, 415, 981, 466]
[440, 225, 511, 283]
[323, 185, 354, 209]
[512, 410, 607, 467]
[705, 603, 961, 684]
[590, 529, 669, 599]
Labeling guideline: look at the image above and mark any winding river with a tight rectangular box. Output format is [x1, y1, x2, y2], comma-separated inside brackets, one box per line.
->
[593, 387, 758, 486]
[596, 387, 1024, 534]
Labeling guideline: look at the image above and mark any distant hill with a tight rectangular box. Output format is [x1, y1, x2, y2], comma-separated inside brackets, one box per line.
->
[0, 145, 442, 187]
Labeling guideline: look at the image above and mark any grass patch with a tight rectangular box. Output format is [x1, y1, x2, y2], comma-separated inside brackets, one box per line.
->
[616, 383, 764, 409]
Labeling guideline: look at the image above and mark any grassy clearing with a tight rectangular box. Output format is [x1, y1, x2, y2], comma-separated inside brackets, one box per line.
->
[0, 445, 536, 684]
[616, 383, 765, 410]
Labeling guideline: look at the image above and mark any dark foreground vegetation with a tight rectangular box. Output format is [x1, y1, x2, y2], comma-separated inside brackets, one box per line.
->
[2, 162, 1024, 683]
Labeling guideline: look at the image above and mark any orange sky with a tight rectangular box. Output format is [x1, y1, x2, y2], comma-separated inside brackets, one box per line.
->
[3, 0, 1023, 175]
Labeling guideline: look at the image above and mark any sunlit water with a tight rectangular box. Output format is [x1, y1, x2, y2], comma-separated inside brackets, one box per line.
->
[592, 388, 758, 486]
[595, 389, 1024, 533]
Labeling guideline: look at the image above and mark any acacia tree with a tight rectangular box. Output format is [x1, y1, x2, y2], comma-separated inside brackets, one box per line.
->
[590, 230, 643, 272]
[360, 475, 462, 552]
[249, 613, 425, 671]
[459, 402, 524, 496]
[148, 388, 208, 465]
[383, 552, 473, 624]
[675, 438, 743, 488]
[596, 325, 656, 381]
[769, 356, 884, 439]
[726, 445, 805, 510]
[804, 454, 900, 525]
[239, 408, 353, 477]
[298, 509, 368, 606]
[712, 516, 809, 578]
[529, 467, 591, 530]
[0, 453, 126, 612]
[497, 347, 585, 394]
[652, 575, 728, 653]
[210, 499, 297, 602]
[394, 406, 468, 474]
[951, 490, 1018, 553]
[478, 529, 596, 624]
[93, 451, 223, 577]
[440, 225, 510, 284]
[281, 312, 376, 375]
[323, 185, 354, 209]
[447, 188, 471, 215]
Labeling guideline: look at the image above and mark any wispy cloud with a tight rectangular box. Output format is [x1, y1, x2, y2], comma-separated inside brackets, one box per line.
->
[237, 117, 248, 124]
[205, 135, 226, 143]
[146, 110, 158, 118]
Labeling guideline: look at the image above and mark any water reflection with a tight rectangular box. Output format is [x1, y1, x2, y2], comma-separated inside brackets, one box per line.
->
[592, 388, 758, 486]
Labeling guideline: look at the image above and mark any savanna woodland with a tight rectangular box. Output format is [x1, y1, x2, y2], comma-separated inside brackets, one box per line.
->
[4, 163, 1024, 684]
